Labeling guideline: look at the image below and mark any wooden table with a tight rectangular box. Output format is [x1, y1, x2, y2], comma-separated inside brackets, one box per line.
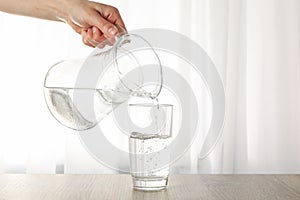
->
[0, 174, 300, 200]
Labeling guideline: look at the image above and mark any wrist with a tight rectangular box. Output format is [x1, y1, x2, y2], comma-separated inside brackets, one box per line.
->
[45, 0, 74, 22]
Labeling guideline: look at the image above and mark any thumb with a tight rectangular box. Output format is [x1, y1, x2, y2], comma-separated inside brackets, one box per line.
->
[92, 16, 119, 38]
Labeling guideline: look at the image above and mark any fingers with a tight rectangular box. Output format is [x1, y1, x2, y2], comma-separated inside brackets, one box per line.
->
[81, 30, 94, 47]
[81, 27, 110, 48]
[87, 28, 100, 47]
[91, 16, 119, 38]
[89, 4, 126, 38]
[91, 27, 106, 44]
[106, 6, 126, 31]
[91, 27, 111, 48]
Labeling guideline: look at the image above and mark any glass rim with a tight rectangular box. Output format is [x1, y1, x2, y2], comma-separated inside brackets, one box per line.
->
[129, 103, 173, 107]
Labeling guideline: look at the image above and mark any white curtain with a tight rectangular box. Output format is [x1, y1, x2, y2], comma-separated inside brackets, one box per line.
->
[0, 0, 299, 174]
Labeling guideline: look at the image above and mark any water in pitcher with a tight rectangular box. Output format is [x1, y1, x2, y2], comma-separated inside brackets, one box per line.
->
[44, 86, 157, 130]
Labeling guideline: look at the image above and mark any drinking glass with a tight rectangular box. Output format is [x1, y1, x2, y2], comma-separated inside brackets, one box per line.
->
[129, 103, 173, 191]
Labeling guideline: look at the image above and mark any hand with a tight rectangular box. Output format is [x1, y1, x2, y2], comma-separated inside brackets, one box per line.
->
[64, 0, 126, 47]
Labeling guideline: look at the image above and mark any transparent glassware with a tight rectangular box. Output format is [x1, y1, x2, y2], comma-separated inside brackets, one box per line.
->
[44, 25, 163, 131]
[129, 103, 173, 191]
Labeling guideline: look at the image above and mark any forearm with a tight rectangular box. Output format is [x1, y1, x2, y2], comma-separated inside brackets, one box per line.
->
[0, 0, 69, 22]
[0, 0, 125, 48]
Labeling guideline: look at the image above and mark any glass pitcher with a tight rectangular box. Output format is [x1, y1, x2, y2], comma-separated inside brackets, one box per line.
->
[44, 25, 162, 131]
